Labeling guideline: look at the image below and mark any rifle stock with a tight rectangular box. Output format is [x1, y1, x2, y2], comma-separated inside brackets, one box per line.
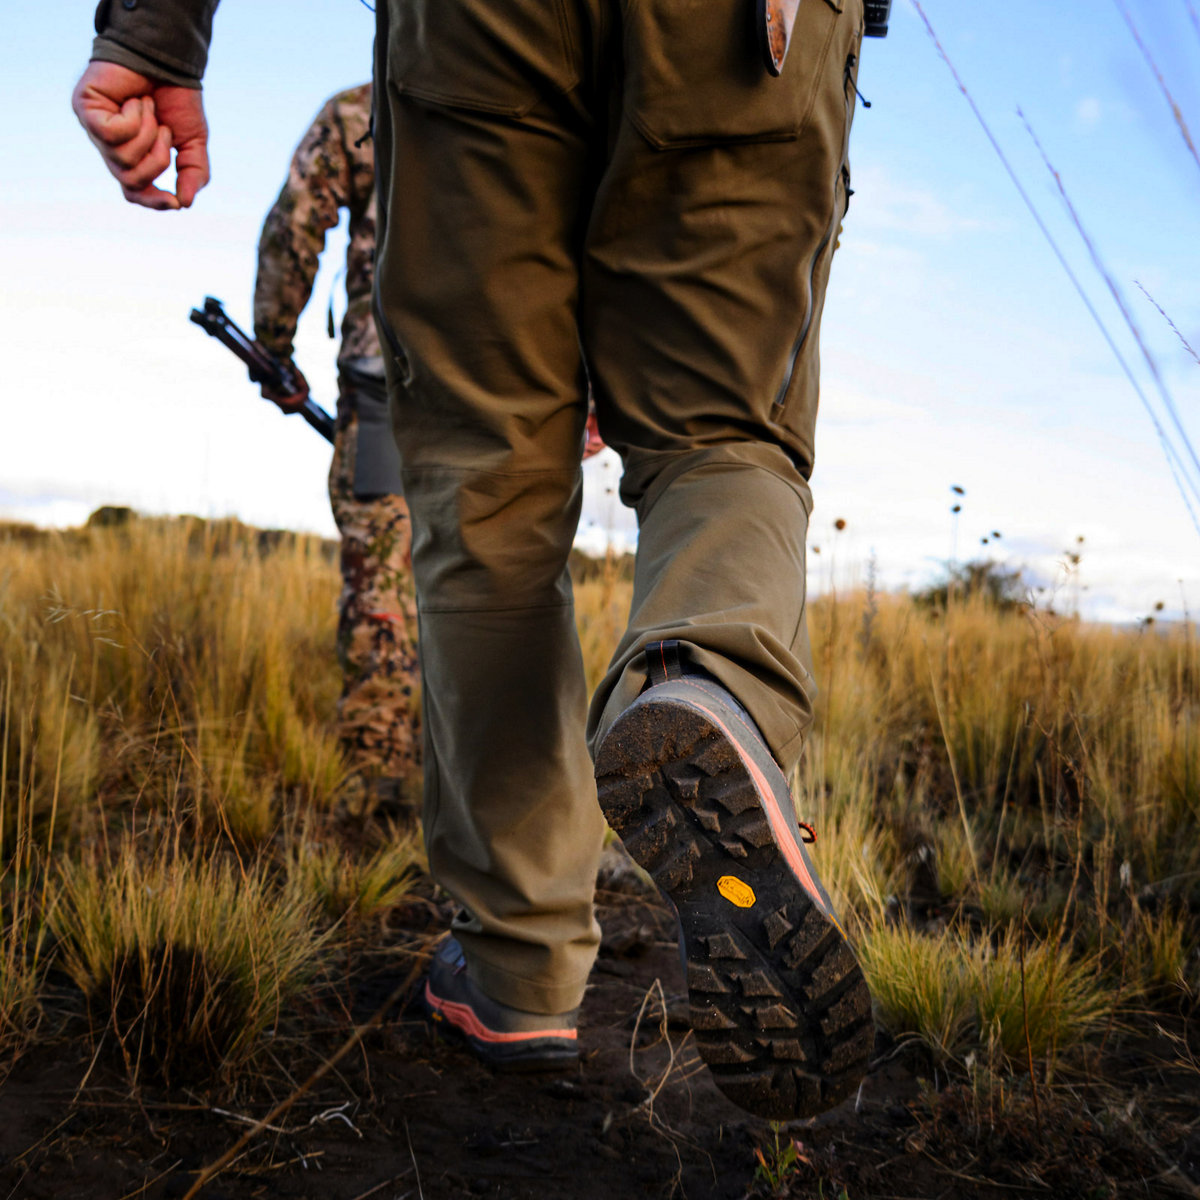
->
[189, 296, 336, 444]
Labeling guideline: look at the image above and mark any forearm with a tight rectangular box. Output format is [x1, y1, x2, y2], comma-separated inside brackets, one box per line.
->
[253, 199, 322, 359]
[253, 291, 304, 363]
[91, 0, 219, 88]
[254, 99, 350, 357]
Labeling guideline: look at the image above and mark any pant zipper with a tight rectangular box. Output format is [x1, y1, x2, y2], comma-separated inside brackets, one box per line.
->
[771, 51, 858, 414]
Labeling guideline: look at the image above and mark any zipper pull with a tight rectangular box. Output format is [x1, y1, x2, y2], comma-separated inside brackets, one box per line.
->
[845, 53, 872, 108]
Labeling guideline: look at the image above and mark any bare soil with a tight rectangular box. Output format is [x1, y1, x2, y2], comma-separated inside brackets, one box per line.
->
[1, 883, 1196, 1200]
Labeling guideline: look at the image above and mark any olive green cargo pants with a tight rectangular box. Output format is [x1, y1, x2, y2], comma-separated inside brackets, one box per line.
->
[373, 0, 862, 1014]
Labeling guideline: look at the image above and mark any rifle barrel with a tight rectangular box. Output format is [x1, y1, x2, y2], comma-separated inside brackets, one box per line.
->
[189, 297, 336, 445]
[300, 400, 336, 442]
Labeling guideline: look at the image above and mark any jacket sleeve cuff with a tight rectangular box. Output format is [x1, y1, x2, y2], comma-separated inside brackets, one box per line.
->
[91, 36, 203, 89]
[255, 335, 298, 361]
[92, 0, 218, 87]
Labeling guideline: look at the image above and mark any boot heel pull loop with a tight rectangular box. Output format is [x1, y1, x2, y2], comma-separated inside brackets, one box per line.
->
[645, 639, 684, 685]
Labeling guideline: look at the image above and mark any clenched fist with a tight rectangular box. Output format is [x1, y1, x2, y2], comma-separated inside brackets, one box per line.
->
[72, 62, 210, 210]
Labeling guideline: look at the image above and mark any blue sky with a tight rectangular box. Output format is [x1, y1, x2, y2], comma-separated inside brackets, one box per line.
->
[1, 1, 1198, 621]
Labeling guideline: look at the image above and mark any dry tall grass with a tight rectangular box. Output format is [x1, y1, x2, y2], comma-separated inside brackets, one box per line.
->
[803, 584, 1199, 1064]
[1, 518, 1197, 1089]
[0, 518, 345, 844]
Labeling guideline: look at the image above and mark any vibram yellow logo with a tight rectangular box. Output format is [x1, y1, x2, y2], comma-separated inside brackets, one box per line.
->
[717, 875, 756, 909]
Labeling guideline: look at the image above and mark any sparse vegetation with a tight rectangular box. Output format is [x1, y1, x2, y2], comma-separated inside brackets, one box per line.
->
[803, 577, 1199, 1079]
[752, 1124, 810, 1195]
[0, 516, 414, 1093]
[0, 513, 1197, 1193]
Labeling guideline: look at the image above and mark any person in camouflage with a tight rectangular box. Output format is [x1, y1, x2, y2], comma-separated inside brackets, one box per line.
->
[253, 83, 420, 821]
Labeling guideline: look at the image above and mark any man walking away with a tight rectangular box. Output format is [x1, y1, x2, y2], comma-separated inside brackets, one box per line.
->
[73, 0, 878, 1121]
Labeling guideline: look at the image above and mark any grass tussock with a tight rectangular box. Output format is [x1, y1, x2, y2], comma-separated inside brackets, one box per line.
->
[1126, 903, 1200, 1002]
[0, 885, 44, 1067]
[861, 923, 1116, 1067]
[288, 829, 425, 924]
[857, 923, 975, 1064]
[0, 666, 54, 1068]
[50, 842, 325, 1085]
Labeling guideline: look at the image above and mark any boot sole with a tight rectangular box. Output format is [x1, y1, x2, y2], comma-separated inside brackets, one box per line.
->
[595, 689, 872, 1120]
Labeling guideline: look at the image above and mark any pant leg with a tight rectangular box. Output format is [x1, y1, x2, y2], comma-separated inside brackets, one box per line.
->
[369, 0, 863, 1010]
[584, 0, 864, 771]
[328, 402, 422, 794]
[373, 0, 605, 1014]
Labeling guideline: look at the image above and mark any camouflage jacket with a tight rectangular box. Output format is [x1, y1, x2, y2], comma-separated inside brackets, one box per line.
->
[253, 83, 379, 365]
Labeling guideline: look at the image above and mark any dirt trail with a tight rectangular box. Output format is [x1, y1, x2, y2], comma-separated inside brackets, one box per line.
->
[0, 888, 773, 1200]
[0, 887, 1195, 1200]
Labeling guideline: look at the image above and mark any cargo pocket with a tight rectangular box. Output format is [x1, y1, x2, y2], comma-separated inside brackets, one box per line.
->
[386, 0, 579, 118]
[624, 0, 844, 148]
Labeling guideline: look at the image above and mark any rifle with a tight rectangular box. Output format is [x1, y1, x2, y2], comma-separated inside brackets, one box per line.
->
[189, 296, 335, 444]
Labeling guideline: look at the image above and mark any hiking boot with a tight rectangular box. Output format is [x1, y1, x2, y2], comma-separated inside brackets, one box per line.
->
[422, 937, 580, 1071]
[594, 641, 872, 1120]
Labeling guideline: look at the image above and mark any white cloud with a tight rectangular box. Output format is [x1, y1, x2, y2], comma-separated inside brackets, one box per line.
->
[1075, 97, 1103, 130]
[849, 165, 994, 238]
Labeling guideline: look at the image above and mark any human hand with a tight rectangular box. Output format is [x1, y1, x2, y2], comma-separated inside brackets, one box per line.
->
[583, 410, 606, 460]
[71, 62, 210, 210]
[254, 351, 311, 414]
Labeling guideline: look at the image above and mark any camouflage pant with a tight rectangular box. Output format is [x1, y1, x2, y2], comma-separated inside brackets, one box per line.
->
[328, 406, 421, 794]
